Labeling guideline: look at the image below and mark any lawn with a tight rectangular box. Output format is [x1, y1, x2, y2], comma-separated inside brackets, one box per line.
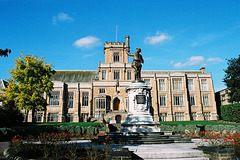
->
[8, 122, 103, 128]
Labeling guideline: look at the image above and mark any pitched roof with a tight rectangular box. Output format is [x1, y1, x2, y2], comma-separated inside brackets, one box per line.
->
[0, 79, 8, 89]
[50, 70, 98, 83]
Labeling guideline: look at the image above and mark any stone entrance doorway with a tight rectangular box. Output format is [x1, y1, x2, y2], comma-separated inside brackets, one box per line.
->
[115, 115, 121, 124]
[113, 98, 120, 110]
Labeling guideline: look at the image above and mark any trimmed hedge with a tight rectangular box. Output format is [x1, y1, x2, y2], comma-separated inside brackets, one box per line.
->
[221, 103, 240, 122]
[160, 124, 240, 134]
[0, 125, 100, 141]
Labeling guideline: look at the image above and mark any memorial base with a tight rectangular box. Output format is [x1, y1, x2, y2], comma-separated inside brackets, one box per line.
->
[120, 113, 160, 132]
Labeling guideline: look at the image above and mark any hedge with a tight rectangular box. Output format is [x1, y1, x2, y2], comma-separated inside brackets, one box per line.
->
[221, 103, 240, 122]
[160, 124, 240, 134]
[0, 125, 100, 141]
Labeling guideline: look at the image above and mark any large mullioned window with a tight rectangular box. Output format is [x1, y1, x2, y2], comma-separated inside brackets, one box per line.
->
[68, 92, 74, 108]
[173, 78, 182, 90]
[203, 95, 210, 106]
[113, 52, 119, 62]
[173, 95, 184, 106]
[102, 70, 106, 80]
[187, 79, 194, 91]
[160, 95, 166, 106]
[48, 113, 58, 122]
[49, 91, 60, 106]
[159, 79, 165, 91]
[114, 71, 120, 80]
[201, 79, 208, 91]
[82, 92, 89, 106]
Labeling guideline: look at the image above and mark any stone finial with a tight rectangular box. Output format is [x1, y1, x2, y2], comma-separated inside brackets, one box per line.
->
[200, 67, 206, 73]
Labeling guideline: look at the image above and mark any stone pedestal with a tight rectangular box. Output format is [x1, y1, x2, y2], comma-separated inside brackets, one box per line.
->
[120, 81, 160, 132]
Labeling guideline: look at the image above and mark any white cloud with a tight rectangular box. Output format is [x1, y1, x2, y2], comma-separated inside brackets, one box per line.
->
[52, 12, 73, 24]
[144, 57, 152, 61]
[207, 57, 223, 62]
[172, 56, 224, 68]
[191, 33, 223, 47]
[81, 51, 101, 59]
[173, 56, 205, 68]
[144, 31, 172, 45]
[73, 36, 101, 49]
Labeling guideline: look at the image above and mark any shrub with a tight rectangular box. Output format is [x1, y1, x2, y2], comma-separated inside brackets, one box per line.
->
[0, 107, 24, 127]
[221, 103, 240, 122]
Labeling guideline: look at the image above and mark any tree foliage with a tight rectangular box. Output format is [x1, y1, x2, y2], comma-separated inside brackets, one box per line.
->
[1, 53, 55, 122]
[0, 48, 11, 57]
[221, 103, 240, 122]
[223, 55, 240, 103]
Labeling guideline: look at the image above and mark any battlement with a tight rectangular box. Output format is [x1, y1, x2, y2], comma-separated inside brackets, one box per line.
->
[104, 41, 125, 45]
[104, 41, 126, 49]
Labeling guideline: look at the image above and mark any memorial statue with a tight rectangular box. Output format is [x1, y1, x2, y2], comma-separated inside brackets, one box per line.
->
[127, 48, 144, 81]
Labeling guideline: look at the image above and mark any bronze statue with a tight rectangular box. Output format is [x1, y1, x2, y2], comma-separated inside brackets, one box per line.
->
[127, 48, 144, 81]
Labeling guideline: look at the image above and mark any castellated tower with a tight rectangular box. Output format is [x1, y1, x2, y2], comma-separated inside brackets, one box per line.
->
[103, 36, 130, 64]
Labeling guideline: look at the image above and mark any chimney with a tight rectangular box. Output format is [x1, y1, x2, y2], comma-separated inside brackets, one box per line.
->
[125, 35, 130, 52]
[200, 67, 206, 73]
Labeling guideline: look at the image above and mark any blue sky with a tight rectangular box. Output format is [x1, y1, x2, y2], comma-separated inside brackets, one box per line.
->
[1, 0, 240, 91]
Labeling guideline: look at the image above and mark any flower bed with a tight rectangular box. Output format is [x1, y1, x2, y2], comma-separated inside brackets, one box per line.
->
[190, 131, 240, 158]
[6, 132, 112, 160]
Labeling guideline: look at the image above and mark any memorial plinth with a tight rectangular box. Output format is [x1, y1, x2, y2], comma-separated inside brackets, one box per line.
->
[120, 81, 160, 132]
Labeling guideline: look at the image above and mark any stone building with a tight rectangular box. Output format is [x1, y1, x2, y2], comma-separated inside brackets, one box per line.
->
[24, 36, 218, 123]
[0, 79, 8, 107]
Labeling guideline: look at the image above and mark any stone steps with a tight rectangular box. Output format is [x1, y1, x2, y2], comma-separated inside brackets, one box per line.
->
[134, 158, 209, 160]
[97, 132, 191, 144]
[124, 143, 209, 160]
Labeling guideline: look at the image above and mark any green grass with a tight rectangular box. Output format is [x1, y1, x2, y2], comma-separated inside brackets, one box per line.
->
[9, 122, 103, 128]
[35, 122, 102, 127]
[159, 120, 239, 126]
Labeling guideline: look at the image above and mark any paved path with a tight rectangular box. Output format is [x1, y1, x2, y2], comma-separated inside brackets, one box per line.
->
[0, 141, 9, 160]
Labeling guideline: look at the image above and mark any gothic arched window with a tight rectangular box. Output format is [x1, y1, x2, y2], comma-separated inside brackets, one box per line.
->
[113, 52, 119, 62]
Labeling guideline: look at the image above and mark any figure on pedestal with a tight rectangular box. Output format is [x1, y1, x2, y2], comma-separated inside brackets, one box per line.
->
[127, 48, 144, 81]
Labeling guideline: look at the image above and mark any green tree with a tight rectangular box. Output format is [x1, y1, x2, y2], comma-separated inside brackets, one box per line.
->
[0, 48, 11, 57]
[223, 55, 240, 103]
[1, 53, 55, 122]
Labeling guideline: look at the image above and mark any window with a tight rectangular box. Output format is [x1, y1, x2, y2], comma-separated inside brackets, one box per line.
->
[173, 78, 182, 90]
[187, 79, 194, 91]
[96, 98, 106, 109]
[67, 113, 74, 122]
[99, 88, 105, 94]
[48, 113, 58, 122]
[113, 52, 119, 62]
[114, 70, 120, 80]
[221, 95, 226, 101]
[127, 71, 132, 80]
[201, 79, 208, 91]
[192, 112, 197, 120]
[189, 95, 195, 106]
[144, 79, 150, 85]
[173, 95, 184, 105]
[82, 92, 89, 106]
[160, 95, 166, 106]
[203, 95, 209, 106]
[68, 92, 74, 108]
[36, 112, 43, 122]
[204, 112, 211, 120]
[49, 91, 60, 106]
[175, 112, 184, 121]
[102, 70, 106, 80]
[159, 79, 165, 91]
[94, 111, 105, 119]
[160, 113, 167, 121]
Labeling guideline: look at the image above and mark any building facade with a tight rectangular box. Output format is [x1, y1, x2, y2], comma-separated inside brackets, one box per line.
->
[24, 36, 219, 123]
